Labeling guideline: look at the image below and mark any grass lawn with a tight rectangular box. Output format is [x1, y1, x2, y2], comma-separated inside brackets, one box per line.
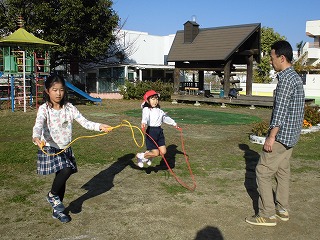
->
[0, 99, 319, 239]
[1, 99, 318, 195]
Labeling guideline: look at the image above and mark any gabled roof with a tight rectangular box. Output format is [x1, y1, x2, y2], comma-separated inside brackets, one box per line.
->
[167, 23, 261, 64]
[0, 28, 59, 46]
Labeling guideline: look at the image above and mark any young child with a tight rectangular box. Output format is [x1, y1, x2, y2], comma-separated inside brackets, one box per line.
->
[136, 90, 178, 168]
[32, 74, 111, 223]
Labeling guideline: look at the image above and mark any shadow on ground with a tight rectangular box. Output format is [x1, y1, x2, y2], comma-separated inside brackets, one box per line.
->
[239, 143, 260, 215]
[194, 225, 224, 240]
[65, 153, 135, 214]
[140, 144, 184, 174]
[65, 145, 183, 214]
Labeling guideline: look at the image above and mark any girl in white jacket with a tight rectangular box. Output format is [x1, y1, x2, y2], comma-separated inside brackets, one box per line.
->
[136, 90, 178, 168]
[32, 74, 111, 223]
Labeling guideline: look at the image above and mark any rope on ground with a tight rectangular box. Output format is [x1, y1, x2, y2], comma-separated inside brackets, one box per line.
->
[144, 127, 197, 191]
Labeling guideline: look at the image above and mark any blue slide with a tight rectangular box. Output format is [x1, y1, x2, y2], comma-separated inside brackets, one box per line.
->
[65, 81, 102, 103]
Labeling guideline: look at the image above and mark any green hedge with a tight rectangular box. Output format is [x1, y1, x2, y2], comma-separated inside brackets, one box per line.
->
[119, 80, 174, 101]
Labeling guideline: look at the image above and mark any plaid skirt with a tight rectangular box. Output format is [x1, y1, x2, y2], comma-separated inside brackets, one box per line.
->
[37, 146, 78, 175]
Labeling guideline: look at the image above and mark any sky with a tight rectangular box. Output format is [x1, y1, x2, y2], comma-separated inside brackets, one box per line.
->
[113, 0, 320, 50]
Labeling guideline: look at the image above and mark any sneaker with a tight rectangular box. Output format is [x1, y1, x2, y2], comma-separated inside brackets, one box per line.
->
[136, 153, 147, 168]
[47, 192, 65, 212]
[136, 153, 145, 160]
[137, 158, 144, 168]
[52, 210, 71, 223]
[137, 153, 150, 162]
[146, 159, 152, 166]
[245, 215, 277, 226]
[276, 209, 289, 221]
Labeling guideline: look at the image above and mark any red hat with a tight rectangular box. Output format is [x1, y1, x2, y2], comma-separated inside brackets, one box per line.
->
[143, 90, 159, 102]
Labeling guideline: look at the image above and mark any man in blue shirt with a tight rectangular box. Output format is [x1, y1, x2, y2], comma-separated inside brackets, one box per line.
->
[246, 40, 305, 226]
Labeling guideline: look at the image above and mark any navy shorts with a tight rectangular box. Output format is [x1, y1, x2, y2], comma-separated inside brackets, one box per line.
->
[146, 126, 165, 150]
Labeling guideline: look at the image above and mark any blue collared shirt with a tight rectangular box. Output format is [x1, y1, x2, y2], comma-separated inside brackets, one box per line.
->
[269, 66, 305, 147]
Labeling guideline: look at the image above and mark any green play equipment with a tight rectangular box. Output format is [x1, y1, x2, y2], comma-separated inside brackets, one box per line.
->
[0, 26, 58, 112]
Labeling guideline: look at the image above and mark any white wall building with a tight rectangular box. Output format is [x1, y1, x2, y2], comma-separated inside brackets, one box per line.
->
[84, 30, 176, 98]
[301, 20, 320, 66]
[118, 30, 175, 65]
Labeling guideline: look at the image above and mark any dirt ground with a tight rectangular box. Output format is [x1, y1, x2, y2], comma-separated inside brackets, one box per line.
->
[1, 155, 320, 240]
[1, 101, 320, 240]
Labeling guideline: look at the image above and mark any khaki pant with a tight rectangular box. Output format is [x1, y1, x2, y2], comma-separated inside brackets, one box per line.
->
[256, 141, 293, 217]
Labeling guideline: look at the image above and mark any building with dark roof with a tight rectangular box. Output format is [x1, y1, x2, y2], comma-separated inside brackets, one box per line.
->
[167, 21, 261, 97]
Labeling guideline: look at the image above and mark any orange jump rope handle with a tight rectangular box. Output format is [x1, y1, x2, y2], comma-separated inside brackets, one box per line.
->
[40, 140, 46, 149]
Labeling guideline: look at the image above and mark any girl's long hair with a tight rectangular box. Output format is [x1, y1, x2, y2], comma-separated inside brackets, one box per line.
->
[43, 74, 68, 108]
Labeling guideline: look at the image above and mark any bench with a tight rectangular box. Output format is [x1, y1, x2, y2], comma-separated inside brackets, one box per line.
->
[184, 87, 199, 95]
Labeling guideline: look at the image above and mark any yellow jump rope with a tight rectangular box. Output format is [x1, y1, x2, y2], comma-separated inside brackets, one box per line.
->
[38, 119, 196, 191]
[39, 120, 145, 156]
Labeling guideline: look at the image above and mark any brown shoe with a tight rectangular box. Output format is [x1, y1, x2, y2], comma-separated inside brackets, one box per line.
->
[245, 215, 277, 226]
[276, 209, 289, 221]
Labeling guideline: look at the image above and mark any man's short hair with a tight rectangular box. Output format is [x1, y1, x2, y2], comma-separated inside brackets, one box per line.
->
[271, 40, 293, 63]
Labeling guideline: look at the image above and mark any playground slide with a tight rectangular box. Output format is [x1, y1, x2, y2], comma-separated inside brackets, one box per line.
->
[65, 81, 102, 103]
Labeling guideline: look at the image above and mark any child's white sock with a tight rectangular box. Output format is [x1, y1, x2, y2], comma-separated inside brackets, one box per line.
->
[137, 153, 144, 159]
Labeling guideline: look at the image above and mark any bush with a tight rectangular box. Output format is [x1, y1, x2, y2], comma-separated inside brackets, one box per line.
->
[251, 121, 269, 136]
[250, 106, 320, 136]
[119, 80, 174, 101]
[304, 105, 320, 126]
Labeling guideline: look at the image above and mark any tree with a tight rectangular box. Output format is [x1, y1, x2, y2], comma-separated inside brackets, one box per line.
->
[296, 40, 304, 57]
[0, 0, 119, 75]
[294, 59, 320, 74]
[254, 27, 286, 83]
[0, 1, 11, 37]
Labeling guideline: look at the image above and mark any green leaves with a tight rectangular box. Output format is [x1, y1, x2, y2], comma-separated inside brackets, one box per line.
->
[2, 0, 119, 68]
[254, 27, 286, 83]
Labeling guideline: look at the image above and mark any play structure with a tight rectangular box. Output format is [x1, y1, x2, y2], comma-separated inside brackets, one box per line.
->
[0, 24, 101, 112]
[0, 25, 59, 112]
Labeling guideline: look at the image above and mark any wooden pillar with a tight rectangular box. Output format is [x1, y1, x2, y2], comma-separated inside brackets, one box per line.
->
[198, 70, 204, 90]
[246, 55, 253, 96]
[173, 68, 180, 94]
[223, 60, 232, 98]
